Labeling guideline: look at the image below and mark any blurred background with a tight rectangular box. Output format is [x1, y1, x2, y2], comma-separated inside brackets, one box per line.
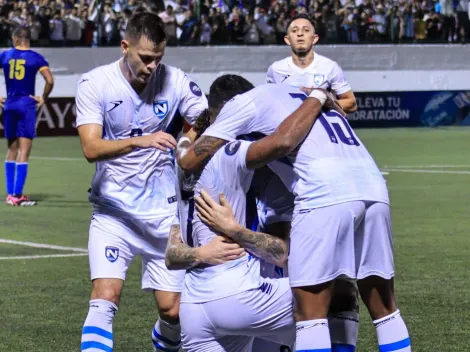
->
[0, 0, 469, 47]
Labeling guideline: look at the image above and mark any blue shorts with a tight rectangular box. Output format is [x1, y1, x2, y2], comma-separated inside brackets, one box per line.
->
[3, 97, 37, 140]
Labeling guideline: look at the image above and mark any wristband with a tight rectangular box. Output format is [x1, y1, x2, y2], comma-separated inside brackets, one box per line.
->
[308, 89, 327, 105]
[177, 136, 191, 149]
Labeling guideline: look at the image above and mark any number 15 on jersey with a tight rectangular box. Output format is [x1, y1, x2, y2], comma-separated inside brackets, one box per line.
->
[289, 93, 360, 147]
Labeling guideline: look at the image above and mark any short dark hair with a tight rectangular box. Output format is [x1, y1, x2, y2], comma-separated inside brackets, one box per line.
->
[12, 26, 31, 41]
[125, 11, 166, 45]
[208, 75, 255, 109]
[286, 13, 316, 32]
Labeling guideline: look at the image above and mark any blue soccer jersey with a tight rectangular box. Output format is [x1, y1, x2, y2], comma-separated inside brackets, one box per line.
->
[0, 47, 48, 100]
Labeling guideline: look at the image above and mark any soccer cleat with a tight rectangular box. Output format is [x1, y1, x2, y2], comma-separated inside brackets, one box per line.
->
[6, 195, 37, 206]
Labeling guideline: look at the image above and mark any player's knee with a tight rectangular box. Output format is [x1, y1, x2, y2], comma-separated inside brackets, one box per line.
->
[156, 292, 180, 324]
[158, 304, 180, 324]
[91, 280, 122, 306]
[329, 279, 359, 314]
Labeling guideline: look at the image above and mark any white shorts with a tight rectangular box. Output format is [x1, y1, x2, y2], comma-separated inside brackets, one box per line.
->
[180, 277, 295, 352]
[88, 213, 185, 292]
[289, 201, 395, 287]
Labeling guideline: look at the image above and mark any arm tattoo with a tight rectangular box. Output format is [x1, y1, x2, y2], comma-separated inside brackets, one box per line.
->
[229, 228, 288, 266]
[165, 225, 201, 270]
[193, 136, 221, 156]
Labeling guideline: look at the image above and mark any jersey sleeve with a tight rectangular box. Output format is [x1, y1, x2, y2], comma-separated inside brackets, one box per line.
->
[202, 94, 257, 142]
[75, 75, 104, 127]
[330, 62, 352, 96]
[34, 53, 49, 72]
[266, 64, 276, 83]
[220, 140, 253, 191]
[178, 72, 208, 125]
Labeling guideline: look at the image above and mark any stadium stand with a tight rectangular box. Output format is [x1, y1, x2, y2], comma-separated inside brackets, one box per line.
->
[0, 0, 469, 47]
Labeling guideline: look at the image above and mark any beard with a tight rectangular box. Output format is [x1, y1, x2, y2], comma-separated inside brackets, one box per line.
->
[293, 47, 312, 58]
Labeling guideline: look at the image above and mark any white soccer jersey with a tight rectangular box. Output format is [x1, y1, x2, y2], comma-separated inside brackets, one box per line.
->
[181, 140, 262, 304]
[266, 54, 351, 96]
[75, 60, 208, 219]
[202, 83, 389, 211]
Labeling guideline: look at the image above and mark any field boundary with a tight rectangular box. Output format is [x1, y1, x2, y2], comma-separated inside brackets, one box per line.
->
[382, 168, 470, 175]
[0, 238, 88, 260]
[0, 253, 88, 260]
[0, 239, 88, 252]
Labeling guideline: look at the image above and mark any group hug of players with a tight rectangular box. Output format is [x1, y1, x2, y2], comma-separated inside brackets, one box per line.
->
[1, 9, 412, 352]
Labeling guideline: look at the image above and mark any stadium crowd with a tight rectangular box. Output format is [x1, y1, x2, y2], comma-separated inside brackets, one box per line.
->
[0, 0, 469, 47]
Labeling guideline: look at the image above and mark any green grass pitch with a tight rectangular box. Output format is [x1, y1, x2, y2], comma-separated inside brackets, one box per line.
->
[0, 128, 468, 351]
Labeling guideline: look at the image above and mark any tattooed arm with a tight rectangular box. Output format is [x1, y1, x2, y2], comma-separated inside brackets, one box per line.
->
[165, 224, 246, 270]
[195, 190, 289, 267]
[176, 136, 227, 173]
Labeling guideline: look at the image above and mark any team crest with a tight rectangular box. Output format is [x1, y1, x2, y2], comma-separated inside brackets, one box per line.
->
[225, 141, 241, 155]
[153, 100, 169, 119]
[105, 246, 119, 263]
[189, 81, 202, 97]
[313, 74, 324, 87]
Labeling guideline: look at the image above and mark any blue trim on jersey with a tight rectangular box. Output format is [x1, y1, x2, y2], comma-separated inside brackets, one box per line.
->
[332, 343, 356, 352]
[82, 326, 113, 340]
[379, 337, 411, 352]
[81, 341, 113, 352]
[152, 328, 181, 346]
[187, 198, 195, 247]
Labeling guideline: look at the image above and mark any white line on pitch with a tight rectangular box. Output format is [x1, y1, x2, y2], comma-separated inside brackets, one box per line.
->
[381, 171, 389, 175]
[0, 253, 88, 260]
[383, 164, 470, 169]
[382, 168, 470, 175]
[30, 156, 83, 161]
[0, 239, 88, 253]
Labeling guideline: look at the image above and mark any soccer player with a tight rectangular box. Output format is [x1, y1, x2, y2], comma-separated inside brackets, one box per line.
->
[75, 12, 208, 352]
[0, 26, 54, 206]
[166, 88, 329, 351]
[268, 14, 361, 347]
[177, 75, 412, 352]
[267, 13, 357, 114]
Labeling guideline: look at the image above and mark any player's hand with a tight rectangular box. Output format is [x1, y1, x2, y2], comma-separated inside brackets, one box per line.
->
[0, 97, 5, 109]
[324, 91, 346, 115]
[300, 88, 345, 115]
[132, 131, 177, 151]
[195, 189, 239, 237]
[197, 235, 245, 265]
[30, 95, 45, 110]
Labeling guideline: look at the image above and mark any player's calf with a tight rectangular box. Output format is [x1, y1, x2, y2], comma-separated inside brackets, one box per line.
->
[152, 290, 182, 351]
[81, 299, 118, 352]
[328, 279, 360, 352]
[82, 279, 123, 352]
[358, 276, 411, 352]
[293, 282, 334, 352]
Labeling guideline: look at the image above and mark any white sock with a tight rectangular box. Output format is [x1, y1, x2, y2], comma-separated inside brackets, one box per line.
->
[81, 299, 118, 351]
[329, 311, 359, 352]
[296, 319, 331, 351]
[152, 318, 182, 351]
[374, 309, 411, 352]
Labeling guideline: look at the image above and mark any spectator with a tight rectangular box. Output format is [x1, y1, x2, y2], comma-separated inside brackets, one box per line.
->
[200, 14, 212, 44]
[49, 10, 65, 46]
[64, 6, 81, 46]
[159, 5, 177, 45]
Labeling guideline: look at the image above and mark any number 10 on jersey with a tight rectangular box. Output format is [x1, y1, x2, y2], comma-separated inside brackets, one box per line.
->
[289, 93, 360, 147]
